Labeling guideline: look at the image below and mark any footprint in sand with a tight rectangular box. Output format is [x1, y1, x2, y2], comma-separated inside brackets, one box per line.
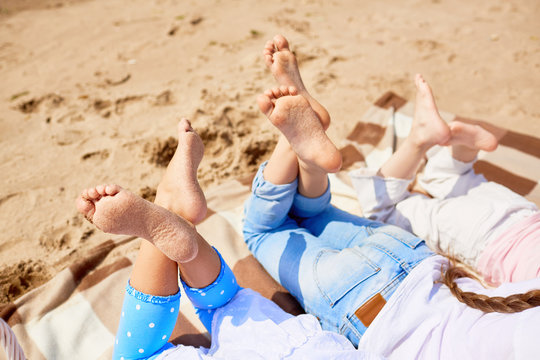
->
[146, 137, 178, 167]
[0, 259, 50, 303]
[81, 149, 110, 161]
[17, 93, 64, 114]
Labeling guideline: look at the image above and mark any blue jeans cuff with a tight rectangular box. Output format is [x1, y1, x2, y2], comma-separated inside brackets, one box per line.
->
[291, 179, 332, 218]
[252, 161, 298, 200]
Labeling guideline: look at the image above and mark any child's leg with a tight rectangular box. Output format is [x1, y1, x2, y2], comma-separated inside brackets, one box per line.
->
[419, 146, 487, 199]
[348, 75, 446, 228]
[260, 34, 339, 198]
[77, 121, 236, 359]
[77, 185, 239, 358]
[375, 74, 497, 186]
[377, 74, 451, 180]
[141, 120, 236, 326]
[353, 75, 494, 218]
[130, 119, 212, 298]
[263, 34, 331, 131]
[420, 122, 498, 199]
[77, 184, 200, 359]
[257, 86, 341, 198]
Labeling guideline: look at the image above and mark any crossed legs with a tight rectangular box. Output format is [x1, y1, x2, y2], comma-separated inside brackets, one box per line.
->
[378, 74, 498, 181]
[77, 119, 221, 297]
[77, 119, 236, 359]
[259, 35, 341, 198]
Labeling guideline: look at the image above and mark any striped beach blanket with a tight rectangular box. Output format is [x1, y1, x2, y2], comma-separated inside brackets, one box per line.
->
[1, 92, 539, 359]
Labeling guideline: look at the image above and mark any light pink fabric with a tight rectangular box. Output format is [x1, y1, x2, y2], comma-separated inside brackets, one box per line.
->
[477, 212, 540, 285]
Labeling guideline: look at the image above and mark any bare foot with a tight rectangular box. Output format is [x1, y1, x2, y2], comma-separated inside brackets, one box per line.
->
[76, 185, 198, 263]
[257, 86, 342, 173]
[448, 121, 498, 162]
[407, 74, 451, 150]
[154, 119, 207, 225]
[264, 34, 331, 130]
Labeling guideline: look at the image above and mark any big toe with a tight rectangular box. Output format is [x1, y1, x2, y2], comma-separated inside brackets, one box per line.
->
[415, 75, 433, 98]
[76, 196, 95, 219]
[273, 34, 290, 51]
[178, 118, 193, 133]
[257, 94, 274, 117]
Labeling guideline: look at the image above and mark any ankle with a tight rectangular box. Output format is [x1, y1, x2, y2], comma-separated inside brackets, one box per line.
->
[403, 136, 432, 154]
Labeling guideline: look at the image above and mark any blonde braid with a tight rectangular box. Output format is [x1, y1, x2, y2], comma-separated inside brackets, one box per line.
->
[442, 262, 540, 313]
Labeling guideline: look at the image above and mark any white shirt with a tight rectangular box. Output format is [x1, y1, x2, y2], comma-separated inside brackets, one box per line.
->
[156, 288, 382, 360]
[358, 255, 540, 359]
[157, 256, 540, 359]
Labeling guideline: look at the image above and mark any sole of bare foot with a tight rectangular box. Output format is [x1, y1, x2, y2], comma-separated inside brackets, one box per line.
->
[76, 184, 198, 263]
[258, 86, 342, 173]
[154, 118, 207, 225]
[448, 121, 499, 152]
[264, 34, 331, 130]
[408, 74, 451, 149]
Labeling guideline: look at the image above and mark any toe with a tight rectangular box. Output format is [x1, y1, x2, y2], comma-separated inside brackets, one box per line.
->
[264, 54, 273, 68]
[273, 34, 289, 50]
[178, 118, 192, 133]
[88, 187, 99, 199]
[257, 94, 274, 116]
[76, 196, 95, 219]
[264, 40, 275, 53]
[271, 87, 282, 98]
[82, 188, 90, 200]
[105, 184, 121, 195]
[96, 185, 107, 196]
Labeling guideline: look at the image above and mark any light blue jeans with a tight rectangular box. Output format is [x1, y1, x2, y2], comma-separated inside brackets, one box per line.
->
[243, 162, 434, 346]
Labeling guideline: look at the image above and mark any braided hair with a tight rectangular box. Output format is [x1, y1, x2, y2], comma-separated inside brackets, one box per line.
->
[441, 261, 540, 313]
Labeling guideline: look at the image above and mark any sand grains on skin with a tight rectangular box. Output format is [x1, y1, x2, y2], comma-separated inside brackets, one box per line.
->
[155, 118, 207, 225]
[257, 86, 342, 173]
[264, 34, 331, 130]
[77, 184, 199, 263]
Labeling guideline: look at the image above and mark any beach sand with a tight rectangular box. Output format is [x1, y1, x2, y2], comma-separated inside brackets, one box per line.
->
[0, 0, 539, 304]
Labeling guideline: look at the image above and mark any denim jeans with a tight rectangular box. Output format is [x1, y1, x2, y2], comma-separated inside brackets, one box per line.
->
[243, 162, 434, 346]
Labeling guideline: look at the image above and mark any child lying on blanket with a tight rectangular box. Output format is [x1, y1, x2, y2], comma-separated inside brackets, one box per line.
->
[349, 74, 540, 286]
[242, 35, 540, 358]
[76, 119, 372, 360]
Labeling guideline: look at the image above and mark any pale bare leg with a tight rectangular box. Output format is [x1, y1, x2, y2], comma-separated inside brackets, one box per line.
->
[448, 121, 498, 162]
[130, 118, 209, 295]
[258, 86, 342, 197]
[264, 34, 331, 130]
[147, 119, 220, 289]
[262, 35, 335, 188]
[378, 74, 451, 180]
[155, 119, 207, 225]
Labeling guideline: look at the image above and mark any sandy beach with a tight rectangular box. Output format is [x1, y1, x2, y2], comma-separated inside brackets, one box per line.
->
[1, 0, 539, 304]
